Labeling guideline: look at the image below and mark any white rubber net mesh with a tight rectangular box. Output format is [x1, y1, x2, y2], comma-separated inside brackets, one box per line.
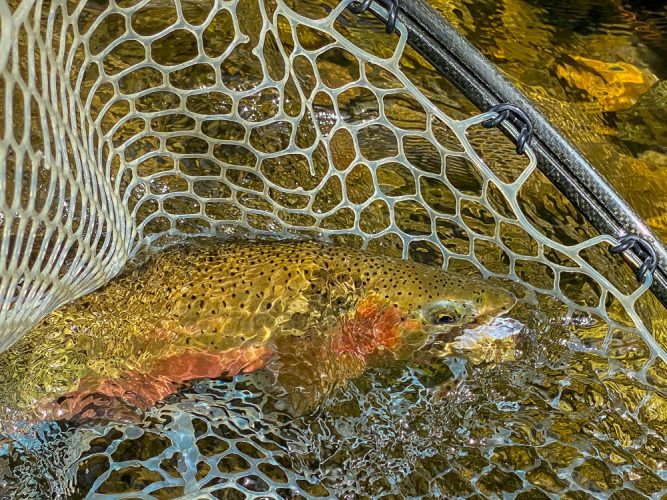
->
[1, 0, 667, 497]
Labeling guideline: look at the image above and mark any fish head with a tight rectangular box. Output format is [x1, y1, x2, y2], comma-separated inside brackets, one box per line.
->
[367, 263, 517, 340]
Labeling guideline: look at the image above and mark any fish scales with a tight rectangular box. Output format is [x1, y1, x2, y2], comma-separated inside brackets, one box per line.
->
[0, 239, 517, 426]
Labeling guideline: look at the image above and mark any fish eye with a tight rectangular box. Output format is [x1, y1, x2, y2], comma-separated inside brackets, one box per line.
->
[435, 313, 456, 324]
[421, 300, 471, 326]
[423, 304, 462, 325]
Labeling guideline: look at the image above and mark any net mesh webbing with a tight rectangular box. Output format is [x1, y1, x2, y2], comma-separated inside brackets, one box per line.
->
[1, 0, 667, 497]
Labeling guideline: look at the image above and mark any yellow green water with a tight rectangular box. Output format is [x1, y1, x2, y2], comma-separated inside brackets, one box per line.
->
[0, 0, 667, 498]
[434, 0, 667, 240]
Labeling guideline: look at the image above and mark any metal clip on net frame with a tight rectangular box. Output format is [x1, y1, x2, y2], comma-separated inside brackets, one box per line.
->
[350, 0, 399, 32]
[481, 103, 533, 155]
[610, 235, 658, 284]
[348, 0, 666, 305]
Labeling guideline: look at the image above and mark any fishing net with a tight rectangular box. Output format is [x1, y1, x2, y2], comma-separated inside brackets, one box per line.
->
[1, 0, 667, 497]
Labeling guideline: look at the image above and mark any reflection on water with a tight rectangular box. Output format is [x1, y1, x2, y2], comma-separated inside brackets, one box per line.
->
[434, 0, 667, 239]
[1, 0, 666, 497]
[1, 289, 665, 498]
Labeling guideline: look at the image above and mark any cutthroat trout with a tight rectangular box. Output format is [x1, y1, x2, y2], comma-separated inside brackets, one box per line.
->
[0, 239, 517, 425]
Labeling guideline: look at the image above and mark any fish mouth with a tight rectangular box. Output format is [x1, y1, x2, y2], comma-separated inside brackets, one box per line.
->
[474, 291, 518, 325]
[494, 289, 519, 314]
[465, 296, 517, 329]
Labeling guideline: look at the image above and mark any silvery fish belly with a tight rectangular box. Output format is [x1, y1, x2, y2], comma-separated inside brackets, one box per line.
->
[0, 239, 517, 427]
